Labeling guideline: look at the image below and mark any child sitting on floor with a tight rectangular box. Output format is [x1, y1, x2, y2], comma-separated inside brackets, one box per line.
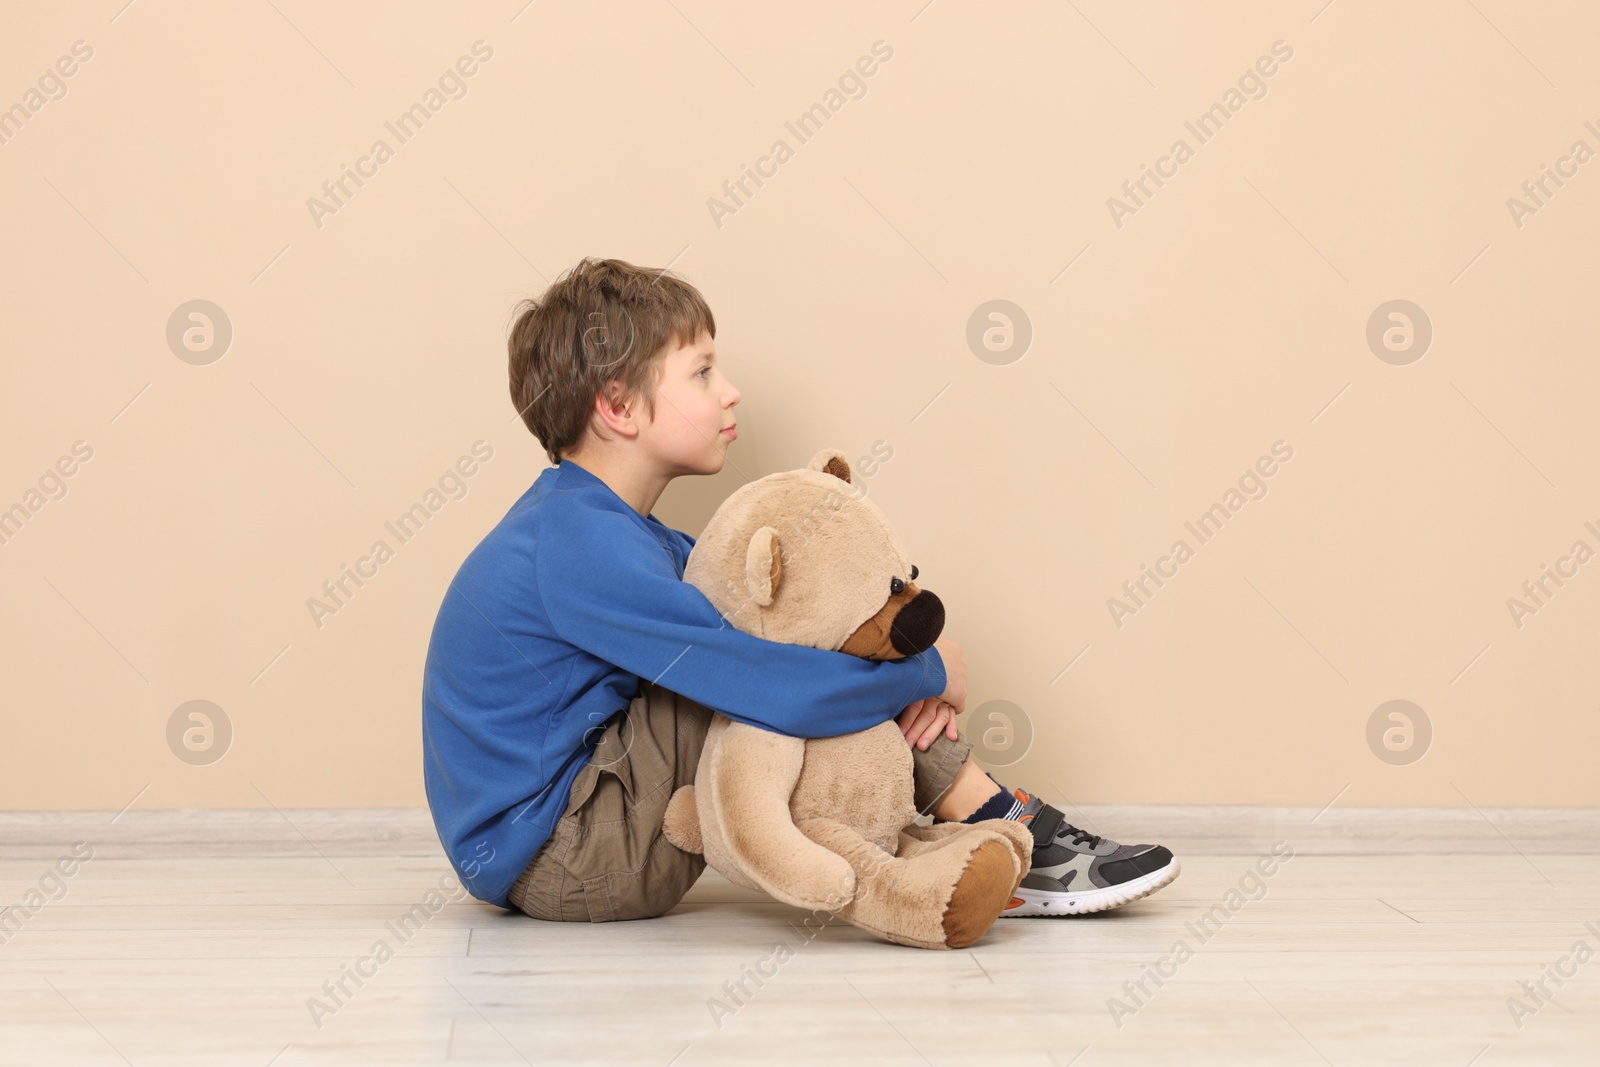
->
[420, 257, 1179, 922]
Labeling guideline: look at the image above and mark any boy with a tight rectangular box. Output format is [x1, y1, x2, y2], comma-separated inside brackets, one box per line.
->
[421, 257, 1178, 924]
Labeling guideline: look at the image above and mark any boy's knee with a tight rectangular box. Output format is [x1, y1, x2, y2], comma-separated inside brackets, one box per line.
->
[909, 731, 973, 813]
[911, 730, 972, 775]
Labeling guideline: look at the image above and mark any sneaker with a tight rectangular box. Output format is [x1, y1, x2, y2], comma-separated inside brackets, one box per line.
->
[1001, 793, 1180, 916]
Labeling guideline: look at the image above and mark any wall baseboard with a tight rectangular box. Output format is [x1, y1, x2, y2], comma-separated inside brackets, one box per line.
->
[2, 805, 1596, 860]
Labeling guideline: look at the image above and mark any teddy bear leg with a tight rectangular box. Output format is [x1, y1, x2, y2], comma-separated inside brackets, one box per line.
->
[795, 817, 1016, 950]
[940, 836, 1021, 949]
[963, 818, 1036, 887]
[901, 819, 1033, 891]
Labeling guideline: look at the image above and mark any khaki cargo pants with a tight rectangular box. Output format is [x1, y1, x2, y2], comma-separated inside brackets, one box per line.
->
[506, 680, 973, 923]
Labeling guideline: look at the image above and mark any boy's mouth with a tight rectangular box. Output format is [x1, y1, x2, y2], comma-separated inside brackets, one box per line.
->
[719, 424, 737, 439]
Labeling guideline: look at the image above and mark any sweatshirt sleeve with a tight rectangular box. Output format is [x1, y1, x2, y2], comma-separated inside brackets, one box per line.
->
[533, 510, 946, 738]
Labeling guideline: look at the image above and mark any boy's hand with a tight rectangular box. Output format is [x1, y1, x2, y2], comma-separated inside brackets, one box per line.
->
[931, 637, 967, 714]
[896, 698, 959, 751]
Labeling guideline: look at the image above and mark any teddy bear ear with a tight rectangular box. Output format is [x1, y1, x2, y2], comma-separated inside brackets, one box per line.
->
[806, 447, 852, 484]
[744, 526, 783, 606]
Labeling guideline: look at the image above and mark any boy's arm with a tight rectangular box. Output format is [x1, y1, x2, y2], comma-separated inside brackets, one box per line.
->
[533, 513, 945, 738]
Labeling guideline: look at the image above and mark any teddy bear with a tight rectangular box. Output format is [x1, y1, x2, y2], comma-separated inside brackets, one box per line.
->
[662, 448, 1034, 949]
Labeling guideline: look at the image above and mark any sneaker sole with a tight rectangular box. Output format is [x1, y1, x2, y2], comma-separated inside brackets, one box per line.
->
[1001, 856, 1180, 917]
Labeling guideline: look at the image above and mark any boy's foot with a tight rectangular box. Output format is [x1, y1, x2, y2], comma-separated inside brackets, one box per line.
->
[997, 789, 1180, 916]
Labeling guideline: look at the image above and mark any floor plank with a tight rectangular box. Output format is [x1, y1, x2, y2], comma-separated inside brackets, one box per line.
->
[2, 807, 1597, 1065]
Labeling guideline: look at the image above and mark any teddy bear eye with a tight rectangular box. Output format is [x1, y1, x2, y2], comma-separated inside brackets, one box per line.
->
[910, 565, 918, 581]
[890, 577, 905, 596]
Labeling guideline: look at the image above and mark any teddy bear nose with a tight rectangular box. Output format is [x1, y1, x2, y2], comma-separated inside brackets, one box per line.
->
[889, 589, 945, 656]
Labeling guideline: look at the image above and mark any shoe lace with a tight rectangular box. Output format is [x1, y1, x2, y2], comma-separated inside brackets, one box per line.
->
[1056, 822, 1102, 849]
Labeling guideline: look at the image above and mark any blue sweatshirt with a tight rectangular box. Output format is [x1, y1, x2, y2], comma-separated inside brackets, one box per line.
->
[421, 458, 947, 908]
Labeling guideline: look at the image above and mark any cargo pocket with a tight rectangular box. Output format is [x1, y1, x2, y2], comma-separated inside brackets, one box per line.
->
[561, 763, 601, 819]
[563, 721, 637, 821]
[588, 715, 637, 801]
[581, 874, 618, 923]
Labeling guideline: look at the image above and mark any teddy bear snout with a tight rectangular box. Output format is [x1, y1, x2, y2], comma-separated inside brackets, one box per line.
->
[889, 589, 945, 656]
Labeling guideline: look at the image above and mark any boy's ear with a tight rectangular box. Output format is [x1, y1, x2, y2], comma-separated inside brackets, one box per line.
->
[745, 526, 783, 606]
[593, 380, 642, 437]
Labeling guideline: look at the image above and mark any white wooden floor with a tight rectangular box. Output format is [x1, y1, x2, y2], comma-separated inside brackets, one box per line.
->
[3, 805, 1598, 1066]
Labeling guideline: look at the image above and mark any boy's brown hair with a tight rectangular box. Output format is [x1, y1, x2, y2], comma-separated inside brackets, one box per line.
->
[508, 257, 717, 466]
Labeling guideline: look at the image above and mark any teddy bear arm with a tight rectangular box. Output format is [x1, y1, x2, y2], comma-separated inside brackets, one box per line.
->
[710, 725, 857, 912]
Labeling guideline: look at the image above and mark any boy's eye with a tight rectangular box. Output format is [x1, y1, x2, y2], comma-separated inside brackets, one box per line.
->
[696, 367, 711, 379]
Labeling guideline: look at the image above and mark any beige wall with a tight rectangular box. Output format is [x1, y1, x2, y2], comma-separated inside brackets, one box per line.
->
[3, 2, 1595, 812]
